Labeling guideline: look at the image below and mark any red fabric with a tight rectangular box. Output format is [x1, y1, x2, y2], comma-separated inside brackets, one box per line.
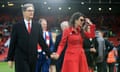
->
[46, 35, 50, 40]
[37, 31, 50, 52]
[84, 24, 96, 38]
[28, 22, 31, 33]
[45, 32, 50, 47]
[88, 68, 94, 72]
[37, 44, 42, 50]
[107, 50, 116, 63]
[56, 27, 93, 72]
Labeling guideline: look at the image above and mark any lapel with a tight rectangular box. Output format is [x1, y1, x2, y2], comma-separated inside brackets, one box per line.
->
[30, 21, 34, 35]
[21, 20, 29, 35]
[44, 32, 46, 40]
[44, 31, 50, 40]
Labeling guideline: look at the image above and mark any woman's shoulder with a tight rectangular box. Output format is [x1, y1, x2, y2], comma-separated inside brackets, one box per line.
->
[63, 27, 71, 32]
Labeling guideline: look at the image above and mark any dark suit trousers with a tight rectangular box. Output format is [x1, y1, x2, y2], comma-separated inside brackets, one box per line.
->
[36, 52, 50, 72]
[96, 61, 107, 72]
[107, 63, 115, 72]
[15, 58, 37, 72]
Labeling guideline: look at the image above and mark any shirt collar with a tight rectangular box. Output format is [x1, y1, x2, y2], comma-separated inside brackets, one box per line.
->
[24, 19, 32, 24]
[70, 27, 81, 34]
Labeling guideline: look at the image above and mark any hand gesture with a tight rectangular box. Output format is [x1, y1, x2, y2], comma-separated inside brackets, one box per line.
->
[90, 48, 96, 53]
[85, 18, 93, 25]
[50, 52, 59, 60]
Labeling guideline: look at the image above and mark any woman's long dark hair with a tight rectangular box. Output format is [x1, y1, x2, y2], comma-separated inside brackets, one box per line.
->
[69, 12, 86, 38]
[69, 12, 85, 27]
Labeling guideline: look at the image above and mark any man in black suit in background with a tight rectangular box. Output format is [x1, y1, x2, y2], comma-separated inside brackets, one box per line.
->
[7, 3, 52, 72]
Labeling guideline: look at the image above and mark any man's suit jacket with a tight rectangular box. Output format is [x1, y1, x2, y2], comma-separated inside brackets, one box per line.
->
[7, 19, 51, 62]
[104, 39, 114, 60]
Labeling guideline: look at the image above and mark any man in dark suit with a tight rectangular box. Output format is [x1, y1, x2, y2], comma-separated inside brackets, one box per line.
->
[7, 3, 51, 72]
[36, 18, 55, 72]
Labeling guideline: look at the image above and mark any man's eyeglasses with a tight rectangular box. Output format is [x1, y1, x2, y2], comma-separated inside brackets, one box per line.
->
[25, 10, 34, 12]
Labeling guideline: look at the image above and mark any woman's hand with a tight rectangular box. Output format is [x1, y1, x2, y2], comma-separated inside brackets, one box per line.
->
[85, 18, 93, 25]
[50, 52, 59, 60]
[90, 48, 96, 53]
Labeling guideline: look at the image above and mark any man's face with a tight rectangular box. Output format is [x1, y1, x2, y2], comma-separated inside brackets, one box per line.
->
[41, 20, 47, 31]
[96, 31, 103, 37]
[23, 7, 34, 19]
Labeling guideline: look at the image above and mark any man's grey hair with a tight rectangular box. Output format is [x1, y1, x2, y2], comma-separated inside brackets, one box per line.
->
[22, 3, 34, 12]
[60, 21, 69, 30]
[39, 18, 47, 24]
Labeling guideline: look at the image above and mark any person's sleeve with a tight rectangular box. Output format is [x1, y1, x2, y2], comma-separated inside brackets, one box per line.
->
[85, 24, 96, 38]
[54, 35, 61, 52]
[7, 25, 17, 61]
[105, 40, 114, 52]
[56, 29, 69, 55]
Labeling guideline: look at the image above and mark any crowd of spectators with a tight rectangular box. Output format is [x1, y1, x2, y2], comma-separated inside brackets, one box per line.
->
[0, 13, 120, 60]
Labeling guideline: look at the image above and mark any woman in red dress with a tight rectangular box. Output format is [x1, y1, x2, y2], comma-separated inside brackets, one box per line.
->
[52, 12, 96, 72]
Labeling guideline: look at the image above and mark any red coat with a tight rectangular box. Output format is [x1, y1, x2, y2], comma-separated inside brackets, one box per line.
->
[57, 24, 95, 72]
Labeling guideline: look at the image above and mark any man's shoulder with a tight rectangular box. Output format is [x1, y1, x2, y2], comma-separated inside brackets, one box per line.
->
[12, 20, 23, 27]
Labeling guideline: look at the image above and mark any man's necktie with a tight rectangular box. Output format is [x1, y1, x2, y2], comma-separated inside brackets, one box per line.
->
[28, 22, 31, 33]
[45, 32, 50, 47]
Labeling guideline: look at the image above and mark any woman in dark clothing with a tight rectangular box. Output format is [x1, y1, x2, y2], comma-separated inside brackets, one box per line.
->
[83, 24, 98, 72]
[83, 37, 98, 72]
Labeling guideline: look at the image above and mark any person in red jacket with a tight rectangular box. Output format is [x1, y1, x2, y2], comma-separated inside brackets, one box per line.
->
[51, 12, 96, 72]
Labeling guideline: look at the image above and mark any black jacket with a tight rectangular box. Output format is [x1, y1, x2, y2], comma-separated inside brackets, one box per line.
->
[83, 37, 98, 67]
[7, 20, 51, 61]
